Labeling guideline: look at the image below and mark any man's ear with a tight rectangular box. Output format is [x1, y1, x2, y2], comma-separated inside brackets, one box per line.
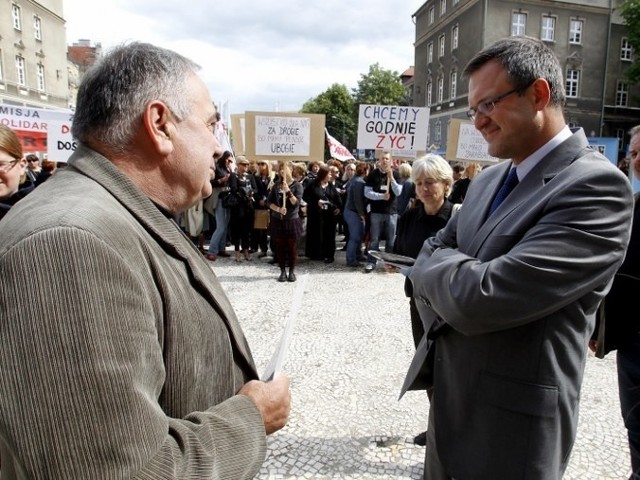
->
[145, 101, 174, 155]
[531, 78, 552, 112]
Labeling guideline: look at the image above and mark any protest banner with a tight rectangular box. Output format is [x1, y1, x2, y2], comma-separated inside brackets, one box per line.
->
[446, 118, 499, 164]
[587, 137, 619, 166]
[244, 112, 325, 162]
[357, 105, 429, 151]
[230, 114, 245, 155]
[325, 129, 355, 161]
[0, 106, 74, 162]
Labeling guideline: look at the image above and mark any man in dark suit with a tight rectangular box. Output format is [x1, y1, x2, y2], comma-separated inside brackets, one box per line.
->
[402, 37, 633, 479]
[0, 43, 290, 478]
[591, 124, 640, 479]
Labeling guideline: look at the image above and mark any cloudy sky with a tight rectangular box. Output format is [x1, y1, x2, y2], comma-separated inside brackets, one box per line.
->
[63, 0, 424, 116]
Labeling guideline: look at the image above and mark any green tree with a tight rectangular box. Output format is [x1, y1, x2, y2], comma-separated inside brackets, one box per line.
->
[352, 63, 409, 108]
[620, 0, 640, 84]
[302, 83, 355, 151]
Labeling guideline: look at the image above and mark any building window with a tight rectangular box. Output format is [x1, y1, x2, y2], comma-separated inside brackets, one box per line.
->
[440, 0, 446, 16]
[565, 69, 579, 98]
[12, 4, 22, 31]
[616, 129, 625, 151]
[569, 19, 583, 44]
[511, 12, 526, 36]
[427, 80, 433, 107]
[428, 42, 434, 64]
[437, 76, 444, 103]
[33, 15, 42, 41]
[439, 34, 446, 57]
[36, 64, 45, 91]
[450, 70, 457, 99]
[452, 24, 459, 50]
[435, 121, 442, 143]
[16, 56, 26, 86]
[541, 15, 556, 42]
[621, 38, 632, 61]
[616, 80, 628, 107]
[429, 6, 435, 25]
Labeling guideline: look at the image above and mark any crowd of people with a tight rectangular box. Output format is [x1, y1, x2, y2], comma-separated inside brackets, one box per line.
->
[0, 36, 639, 480]
[182, 148, 485, 283]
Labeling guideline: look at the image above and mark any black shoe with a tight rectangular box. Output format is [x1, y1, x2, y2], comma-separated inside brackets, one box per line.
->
[288, 272, 296, 282]
[413, 430, 427, 446]
[324, 258, 334, 264]
[278, 271, 287, 282]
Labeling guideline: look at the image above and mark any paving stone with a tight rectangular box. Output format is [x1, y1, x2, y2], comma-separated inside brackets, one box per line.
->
[210, 248, 630, 479]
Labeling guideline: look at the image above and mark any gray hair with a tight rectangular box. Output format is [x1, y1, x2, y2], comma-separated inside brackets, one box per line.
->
[411, 154, 454, 188]
[463, 36, 566, 108]
[630, 125, 640, 137]
[72, 42, 200, 153]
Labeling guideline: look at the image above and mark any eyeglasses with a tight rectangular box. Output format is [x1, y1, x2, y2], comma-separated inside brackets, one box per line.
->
[466, 87, 521, 121]
[27, 157, 39, 163]
[0, 159, 20, 173]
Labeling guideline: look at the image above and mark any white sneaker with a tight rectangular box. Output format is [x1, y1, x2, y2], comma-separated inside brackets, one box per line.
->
[364, 263, 374, 273]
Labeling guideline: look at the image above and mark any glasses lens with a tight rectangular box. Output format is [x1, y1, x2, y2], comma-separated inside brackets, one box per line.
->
[0, 161, 15, 172]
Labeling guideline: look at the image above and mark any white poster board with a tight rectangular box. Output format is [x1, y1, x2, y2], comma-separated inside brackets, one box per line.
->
[0, 106, 75, 162]
[357, 105, 429, 151]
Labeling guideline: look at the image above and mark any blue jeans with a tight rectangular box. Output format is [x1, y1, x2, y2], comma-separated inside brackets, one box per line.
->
[344, 209, 364, 265]
[207, 204, 230, 255]
[618, 334, 640, 479]
[367, 212, 397, 265]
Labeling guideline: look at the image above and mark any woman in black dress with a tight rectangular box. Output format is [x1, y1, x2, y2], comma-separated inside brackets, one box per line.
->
[268, 161, 304, 282]
[302, 165, 342, 263]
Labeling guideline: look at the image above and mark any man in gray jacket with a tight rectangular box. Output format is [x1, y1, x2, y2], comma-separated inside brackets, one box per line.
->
[402, 36, 633, 479]
[0, 42, 290, 479]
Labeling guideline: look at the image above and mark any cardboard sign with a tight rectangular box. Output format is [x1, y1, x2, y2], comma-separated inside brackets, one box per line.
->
[446, 119, 499, 163]
[244, 112, 325, 162]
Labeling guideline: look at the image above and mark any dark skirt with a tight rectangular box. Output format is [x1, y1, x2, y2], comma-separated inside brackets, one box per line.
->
[269, 215, 303, 239]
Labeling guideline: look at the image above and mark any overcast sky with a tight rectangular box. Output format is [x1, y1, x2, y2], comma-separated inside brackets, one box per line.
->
[63, 0, 424, 116]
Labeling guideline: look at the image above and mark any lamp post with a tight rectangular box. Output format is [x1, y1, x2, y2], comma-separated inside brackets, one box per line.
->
[331, 115, 347, 146]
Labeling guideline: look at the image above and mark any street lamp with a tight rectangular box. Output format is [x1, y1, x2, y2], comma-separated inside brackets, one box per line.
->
[331, 115, 347, 146]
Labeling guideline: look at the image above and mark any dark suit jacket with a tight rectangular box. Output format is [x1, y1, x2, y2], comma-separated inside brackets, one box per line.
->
[593, 192, 640, 356]
[402, 129, 633, 479]
[0, 145, 266, 479]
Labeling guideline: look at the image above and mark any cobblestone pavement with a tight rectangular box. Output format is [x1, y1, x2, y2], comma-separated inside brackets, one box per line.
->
[209, 247, 630, 479]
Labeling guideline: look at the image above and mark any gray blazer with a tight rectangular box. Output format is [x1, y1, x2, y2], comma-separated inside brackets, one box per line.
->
[401, 129, 633, 479]
[0, 145, 266, 479]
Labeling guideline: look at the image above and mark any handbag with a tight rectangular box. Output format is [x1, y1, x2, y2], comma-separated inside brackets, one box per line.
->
[254, 209, 270, 229]
[221, 191, 240, 208]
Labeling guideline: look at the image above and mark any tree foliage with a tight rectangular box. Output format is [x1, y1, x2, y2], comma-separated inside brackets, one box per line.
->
[301, 64, 408, 154]
[302, 84, 355, 152]
[352, 63, 409, 107]
[620, 0, 640, 84]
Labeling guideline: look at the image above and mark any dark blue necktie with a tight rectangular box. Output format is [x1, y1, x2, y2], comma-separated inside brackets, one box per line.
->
[488, 167, 519, 217]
